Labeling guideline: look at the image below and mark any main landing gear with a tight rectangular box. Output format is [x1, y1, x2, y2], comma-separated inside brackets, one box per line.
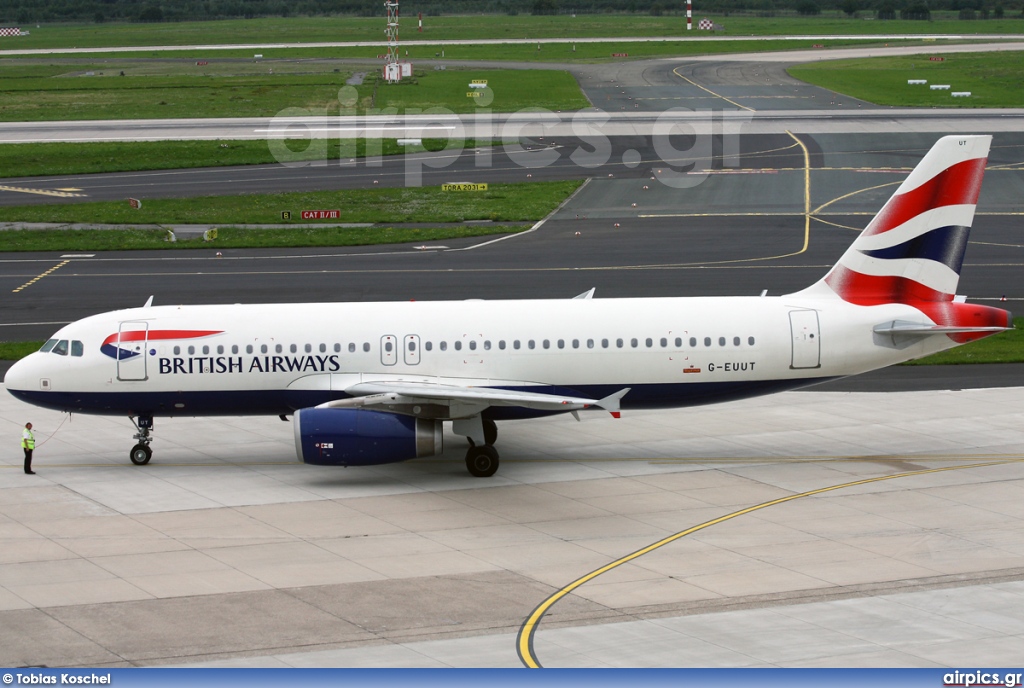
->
[460, 417, 500, 478]
[129, 415, 154, 465]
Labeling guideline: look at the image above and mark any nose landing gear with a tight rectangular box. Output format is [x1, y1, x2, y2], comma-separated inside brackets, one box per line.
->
[129, 415, 154, 465]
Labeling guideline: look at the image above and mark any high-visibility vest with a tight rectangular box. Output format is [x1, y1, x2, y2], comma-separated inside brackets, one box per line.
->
[22, 429, 34, 450]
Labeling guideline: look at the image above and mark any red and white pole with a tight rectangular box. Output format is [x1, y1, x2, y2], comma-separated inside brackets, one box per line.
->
[687, 0, 692, 30]
[418, 12, 422, 32]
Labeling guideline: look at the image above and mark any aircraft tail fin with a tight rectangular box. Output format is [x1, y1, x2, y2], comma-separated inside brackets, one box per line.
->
[801, 135, 991, 304]
[793, 135, 1010, 341]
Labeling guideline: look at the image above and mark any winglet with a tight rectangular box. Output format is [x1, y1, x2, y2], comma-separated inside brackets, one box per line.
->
[596, 388, 630, 418]
[573, 288, 596, 300]
[143, 295, 154, 308]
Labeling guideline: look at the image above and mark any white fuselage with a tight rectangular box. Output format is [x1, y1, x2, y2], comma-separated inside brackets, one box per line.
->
[4, 295, 956, 419]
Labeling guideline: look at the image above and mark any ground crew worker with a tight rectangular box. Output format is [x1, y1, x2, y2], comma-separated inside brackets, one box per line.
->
[22, 422, 35, 474]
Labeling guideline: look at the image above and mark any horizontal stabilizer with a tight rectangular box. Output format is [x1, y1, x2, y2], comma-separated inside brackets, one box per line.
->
[874, 320, 1010, 336]
[573, 288, 596, 300]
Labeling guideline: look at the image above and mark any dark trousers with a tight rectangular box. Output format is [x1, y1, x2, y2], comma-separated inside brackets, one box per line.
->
[23, 448, 33, 473]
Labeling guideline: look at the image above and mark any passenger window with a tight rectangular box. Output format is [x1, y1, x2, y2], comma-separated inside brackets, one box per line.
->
[363, 342, 370, 352]
[290, 344, 297, 354]
[469, 341, 476, 351]
[676, 337, 682, 347]
[261, 344, 268, 354]
[275, 344, 283, 354]
[572, 339, 579, 349]
[216, 345, 223, 354]
[734, 337, 741, 346]
[305, 344, 312, 353]
[645, 338, 653, 348]
[52, 340, 68, 356]
[246, 345, 253, 354]
[484, 340, 491, 350]
[385, 341, 393, 352]
[455, 341, 462, 351]
[188, 345, 195, 355]
[513, 340, 521, 350]
[173, 345, 181, 355]
[202, 345, 209, 355]
[543, 340, 550, 349]
[748, 336, 756, 346]
[498, 341, 506, 350]
[704, 337, 711, 347]
[334, 343, 341, 353]
[719, 337, 726, 347]
[440, 341, 448, 351]
[71, 341, 83, 357]
[661, 338, 668, 348]
[528, 340, 535, 350]
[425, 341, 433, 351]
[557, 339, 564, 349]
[689, 337, 696, 347]
[602, 338, 609, 348]
[231, 345, 238, 354]
[347, 343, 355, 353]
[630, 338, 638, 348]
[40, 339, 57, 353]
[320, 344, 327, 353]
[409, 341, 417, 352]
[616, 338, 623, 348]
[587, 339, 594, 349]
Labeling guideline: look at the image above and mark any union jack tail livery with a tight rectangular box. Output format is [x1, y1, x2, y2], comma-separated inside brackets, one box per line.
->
[798, 135, 1010, 342]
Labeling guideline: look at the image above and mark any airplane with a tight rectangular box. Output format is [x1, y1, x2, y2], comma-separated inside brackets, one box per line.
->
[3, 135, 1012, 477]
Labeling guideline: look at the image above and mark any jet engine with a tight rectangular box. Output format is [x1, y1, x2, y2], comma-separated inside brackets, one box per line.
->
[293, 407, 443, 466]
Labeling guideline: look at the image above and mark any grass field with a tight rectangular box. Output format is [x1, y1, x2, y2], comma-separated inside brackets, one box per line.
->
[0, 179, 581, 238]
[788, 52, 1024, 107]
[0, 139, 505, 178]
[2, 14, 1021, 52]
[0, 223, 529, 252]
[0, 64, 588, 121]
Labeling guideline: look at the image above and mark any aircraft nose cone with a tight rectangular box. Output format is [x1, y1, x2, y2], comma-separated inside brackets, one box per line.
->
[4, 354, 34, 392]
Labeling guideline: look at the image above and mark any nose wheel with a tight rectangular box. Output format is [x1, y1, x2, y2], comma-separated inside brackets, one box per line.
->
[130, 443, 153, 465]
[129, 415, 154, 465]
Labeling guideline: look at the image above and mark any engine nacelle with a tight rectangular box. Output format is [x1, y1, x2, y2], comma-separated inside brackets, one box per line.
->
[294, 408, 443, 467]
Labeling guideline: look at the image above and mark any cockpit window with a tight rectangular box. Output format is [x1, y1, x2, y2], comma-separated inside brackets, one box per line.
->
[52, 340, 69, 356]
[71, 340, 84, 357]
[40, 339, 57, 353]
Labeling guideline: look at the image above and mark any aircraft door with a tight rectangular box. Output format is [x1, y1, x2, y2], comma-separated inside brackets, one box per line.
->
[789, 310, 820, 369]
[404, 335, 421, 365]
[116, 321, 149, 381]
[381, 335, 397, 366]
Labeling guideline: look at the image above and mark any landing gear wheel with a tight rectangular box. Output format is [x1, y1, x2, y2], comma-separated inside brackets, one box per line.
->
[482, 418, 498, 446]
[466, 445, 499, 478]
[130, 443, 152, 465]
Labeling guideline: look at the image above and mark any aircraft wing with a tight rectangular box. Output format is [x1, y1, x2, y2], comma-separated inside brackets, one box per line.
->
[318, 380, 629, 417]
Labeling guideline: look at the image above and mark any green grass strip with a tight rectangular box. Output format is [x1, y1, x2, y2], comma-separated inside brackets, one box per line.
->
[0, 180, 582, 229]
[5, 15, 1021, 51]
[0, 224, 530, 252]
[0, 139, 496, 178]
[789, 52, 1024, 108]
[903, 318, 1024, 365]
